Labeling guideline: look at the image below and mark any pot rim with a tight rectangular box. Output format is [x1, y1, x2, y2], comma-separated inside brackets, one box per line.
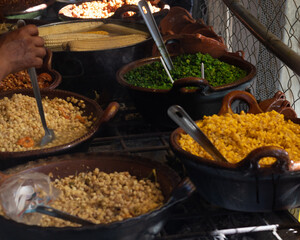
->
[116, 52, 257, 94]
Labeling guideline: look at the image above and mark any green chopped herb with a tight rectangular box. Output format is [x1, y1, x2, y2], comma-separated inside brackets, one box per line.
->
[124, 53, 247, 89]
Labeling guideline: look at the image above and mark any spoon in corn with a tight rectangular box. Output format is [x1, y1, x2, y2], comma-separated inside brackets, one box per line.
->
[17, 20, 55, 147]
[168, 105, 228, 163]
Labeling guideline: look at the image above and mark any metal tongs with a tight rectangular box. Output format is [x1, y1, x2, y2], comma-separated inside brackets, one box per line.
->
[138, 0, 174, 74]
[17, 20, 55, 147]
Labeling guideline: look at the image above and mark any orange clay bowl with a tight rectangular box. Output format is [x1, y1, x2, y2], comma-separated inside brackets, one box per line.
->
[0, 89, 119, 169]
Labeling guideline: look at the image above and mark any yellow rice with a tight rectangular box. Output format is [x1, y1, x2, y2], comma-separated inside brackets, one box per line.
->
[178, 110, 300, 165]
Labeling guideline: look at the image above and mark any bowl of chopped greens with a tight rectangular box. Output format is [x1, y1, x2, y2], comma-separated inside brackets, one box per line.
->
[116, 51, 256, 128]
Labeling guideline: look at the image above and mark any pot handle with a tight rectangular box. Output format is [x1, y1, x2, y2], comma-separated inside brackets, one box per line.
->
[152, 34, 185, 56]
[218, 90, 263, 115]
[99, 102, 120, 124]
[40, 48, 52, 71]
[224, 50, 245, 60]
[111, 5, 141, 19]
[170, 77, 214, 95]
[167, 177, 196, 206]
[237, 146, 291, 173]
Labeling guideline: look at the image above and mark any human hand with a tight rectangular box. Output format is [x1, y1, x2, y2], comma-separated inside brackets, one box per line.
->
[0, 24, 46, 80]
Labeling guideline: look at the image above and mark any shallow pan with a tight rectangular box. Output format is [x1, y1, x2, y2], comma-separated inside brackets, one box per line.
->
[0, 152, 194, 240]
[0, 89, 119, 169]
[170, 90, 300, 212]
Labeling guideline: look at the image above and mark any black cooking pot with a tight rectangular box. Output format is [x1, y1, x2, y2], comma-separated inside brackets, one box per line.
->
[170, 90, 300, 212]
[46, 19, 153, 101]
[0, 152, 195, 240]
[116, 51, 256, 129]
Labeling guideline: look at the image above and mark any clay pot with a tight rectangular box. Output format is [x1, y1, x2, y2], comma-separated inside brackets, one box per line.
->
[258, 91, 297, 118]
[152, 33, 227, 58]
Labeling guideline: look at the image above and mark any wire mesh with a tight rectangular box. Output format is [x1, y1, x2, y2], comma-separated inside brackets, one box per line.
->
[192, 0, 300, 115]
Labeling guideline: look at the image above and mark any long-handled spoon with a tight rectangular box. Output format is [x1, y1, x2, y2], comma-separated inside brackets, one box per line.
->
[138, 0, 174, 71]
[27, 67, 55, 146]
[0, 171, 94, 226]
[168, 105, 228, 163]
[17, 20, 55, 146]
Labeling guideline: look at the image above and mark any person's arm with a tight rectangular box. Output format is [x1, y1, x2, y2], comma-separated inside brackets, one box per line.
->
[0, 24, 46, 81]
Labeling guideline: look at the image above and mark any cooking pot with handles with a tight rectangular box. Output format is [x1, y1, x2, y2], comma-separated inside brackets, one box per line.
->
[170, 90, 300, 212]
[0, 152, 195, 240]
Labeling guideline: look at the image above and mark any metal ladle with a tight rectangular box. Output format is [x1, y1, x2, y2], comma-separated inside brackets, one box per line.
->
[138, 0, 174, 82]
[17, 20, 55, 146]
[138, 0, 173, 71]
[168, 105, 228, 163]
[28, 68, 55, 146]
[0, 171, 95, 226]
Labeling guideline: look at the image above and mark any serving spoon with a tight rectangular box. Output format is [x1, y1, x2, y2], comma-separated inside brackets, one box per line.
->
[17, 20, 55, 146]
[138, 0, 174, 71]
[168, 105, 228, 163]
[28, 67, 55, 146]
[0, 171, 95, 226]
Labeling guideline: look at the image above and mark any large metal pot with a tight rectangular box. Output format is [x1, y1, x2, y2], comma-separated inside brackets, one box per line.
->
[0, 152, 194, 240]
[116, 52, 256, 129]
[46, 19, 153, 101]
[170, 90, 300, 212]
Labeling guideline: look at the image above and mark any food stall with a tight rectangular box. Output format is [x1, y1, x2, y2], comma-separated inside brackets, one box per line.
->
[0, 0, 300, 239]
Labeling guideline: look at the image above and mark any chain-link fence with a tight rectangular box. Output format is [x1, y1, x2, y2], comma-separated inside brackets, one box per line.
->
[192, 0, 300, 115]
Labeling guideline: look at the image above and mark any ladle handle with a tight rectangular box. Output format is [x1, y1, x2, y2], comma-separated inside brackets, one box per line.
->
[35, 205, 95, 226]
[168, 105, 228, 163]
[17, 20, 51, 136]
[138, 0, 174, 71]
[28, 68, 51, 135]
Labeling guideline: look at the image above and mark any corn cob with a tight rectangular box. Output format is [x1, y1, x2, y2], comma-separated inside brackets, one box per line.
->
[64, 34, 148, 51]
[43, 33, 109, 51]
[83, 30, 109, 35]
[38, 21, 105, 36]
[98, 24, 149, 37]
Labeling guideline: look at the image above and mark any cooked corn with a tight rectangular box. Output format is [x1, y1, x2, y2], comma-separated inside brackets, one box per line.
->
[0, 94, 93, 151]
[64, 34, 148, 51]
[98, 23, 149, 36]
[38, 21, 104, 36]
[43, 33, 109, 51]
[37, 169, 164, 227]
[178, 111, 300, 165]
